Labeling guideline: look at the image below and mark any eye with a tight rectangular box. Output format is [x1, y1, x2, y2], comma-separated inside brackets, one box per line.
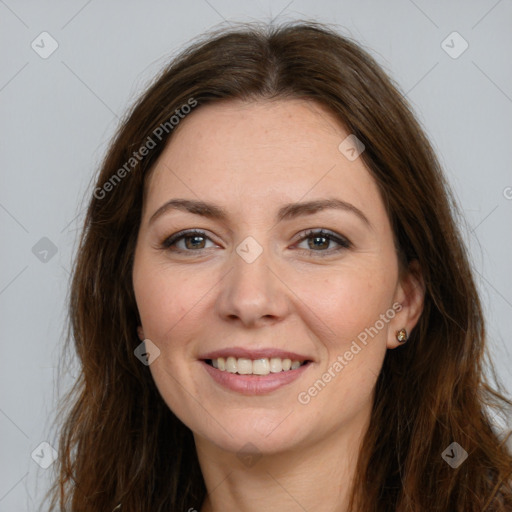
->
[294, 229, 351, 256]
[161, 229, 217, 252]
[160, 228, 351, 257]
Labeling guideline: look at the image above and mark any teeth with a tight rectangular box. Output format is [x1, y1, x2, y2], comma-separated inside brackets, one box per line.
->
[269, 357, 282, 373]
[226, 356, 237, 373]
[253, 359, 270, 375]
[237, 358, 252, 375]
[209, 356, 305, 374]
[282, 359, 292, 371]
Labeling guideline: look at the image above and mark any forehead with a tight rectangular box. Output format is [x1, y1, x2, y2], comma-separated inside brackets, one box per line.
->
[143, 99, 385, 224]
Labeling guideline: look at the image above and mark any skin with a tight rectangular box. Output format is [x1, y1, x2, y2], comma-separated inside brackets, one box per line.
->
[132, 98, 425, 512]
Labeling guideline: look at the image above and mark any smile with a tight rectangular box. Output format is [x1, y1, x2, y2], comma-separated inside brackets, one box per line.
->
[206, 356, 307, 375]
[200, 358, 312, 396]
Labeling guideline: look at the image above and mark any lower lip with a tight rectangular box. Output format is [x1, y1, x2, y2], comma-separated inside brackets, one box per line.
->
[200, 360, 311, 395]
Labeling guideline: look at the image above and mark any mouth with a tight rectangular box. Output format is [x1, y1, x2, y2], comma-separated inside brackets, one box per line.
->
[198, 347, 315, 396]
[204, 357, 311, 375]
[198, 349, 313, 395]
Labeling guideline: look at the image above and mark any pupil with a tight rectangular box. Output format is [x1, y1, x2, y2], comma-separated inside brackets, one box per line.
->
[310, 236, 328, 250]
[186, 235, 205, 249]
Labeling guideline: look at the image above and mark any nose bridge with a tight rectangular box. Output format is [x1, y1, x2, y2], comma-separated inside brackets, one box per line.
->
[215, 234, 289, 325]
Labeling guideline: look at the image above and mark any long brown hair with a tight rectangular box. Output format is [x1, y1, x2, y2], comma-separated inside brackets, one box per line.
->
[46, 20, 512, 511]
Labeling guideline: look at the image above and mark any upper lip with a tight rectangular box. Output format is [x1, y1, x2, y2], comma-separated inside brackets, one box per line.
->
[199, 347, 313, 361]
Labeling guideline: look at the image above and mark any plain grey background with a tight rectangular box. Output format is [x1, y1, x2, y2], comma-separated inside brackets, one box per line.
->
[1, 0, 511, 510]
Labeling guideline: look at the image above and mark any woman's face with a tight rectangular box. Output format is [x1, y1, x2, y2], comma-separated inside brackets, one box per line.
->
[132, 99, 423, 456]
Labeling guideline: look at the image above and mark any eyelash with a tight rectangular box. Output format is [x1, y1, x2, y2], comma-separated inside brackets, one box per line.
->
[160, 228, 352, 257]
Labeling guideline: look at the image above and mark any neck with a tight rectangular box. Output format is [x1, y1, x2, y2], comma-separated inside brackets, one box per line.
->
[195, 404, 371, 512]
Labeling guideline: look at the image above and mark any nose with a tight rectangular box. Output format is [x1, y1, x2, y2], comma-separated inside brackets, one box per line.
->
[214, 240, 291, 328]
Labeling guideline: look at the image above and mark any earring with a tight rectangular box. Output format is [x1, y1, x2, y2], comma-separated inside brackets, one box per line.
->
[396, 328, 408, 343]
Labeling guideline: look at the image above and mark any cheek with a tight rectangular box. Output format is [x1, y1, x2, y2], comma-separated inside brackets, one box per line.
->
[295, 264, 397, 348]
[133, 263, 204, 343]
[294, 268, 392, 424]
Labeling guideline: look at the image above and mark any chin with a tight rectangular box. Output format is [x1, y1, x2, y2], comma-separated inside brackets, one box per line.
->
[195, 423, 306, 457]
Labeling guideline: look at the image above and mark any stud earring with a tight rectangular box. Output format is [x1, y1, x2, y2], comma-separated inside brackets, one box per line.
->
[396, 328, 408, 343]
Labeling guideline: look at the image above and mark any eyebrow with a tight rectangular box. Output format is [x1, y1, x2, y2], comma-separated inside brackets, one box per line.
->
[148, 198, 372, 228]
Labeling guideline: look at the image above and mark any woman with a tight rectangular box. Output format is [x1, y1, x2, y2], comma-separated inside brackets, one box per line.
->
[47, 21, 512, 511]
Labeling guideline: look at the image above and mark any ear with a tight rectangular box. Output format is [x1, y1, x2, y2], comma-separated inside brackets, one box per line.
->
[387, 259, 425, 349]
[137, 326, 145, 341]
